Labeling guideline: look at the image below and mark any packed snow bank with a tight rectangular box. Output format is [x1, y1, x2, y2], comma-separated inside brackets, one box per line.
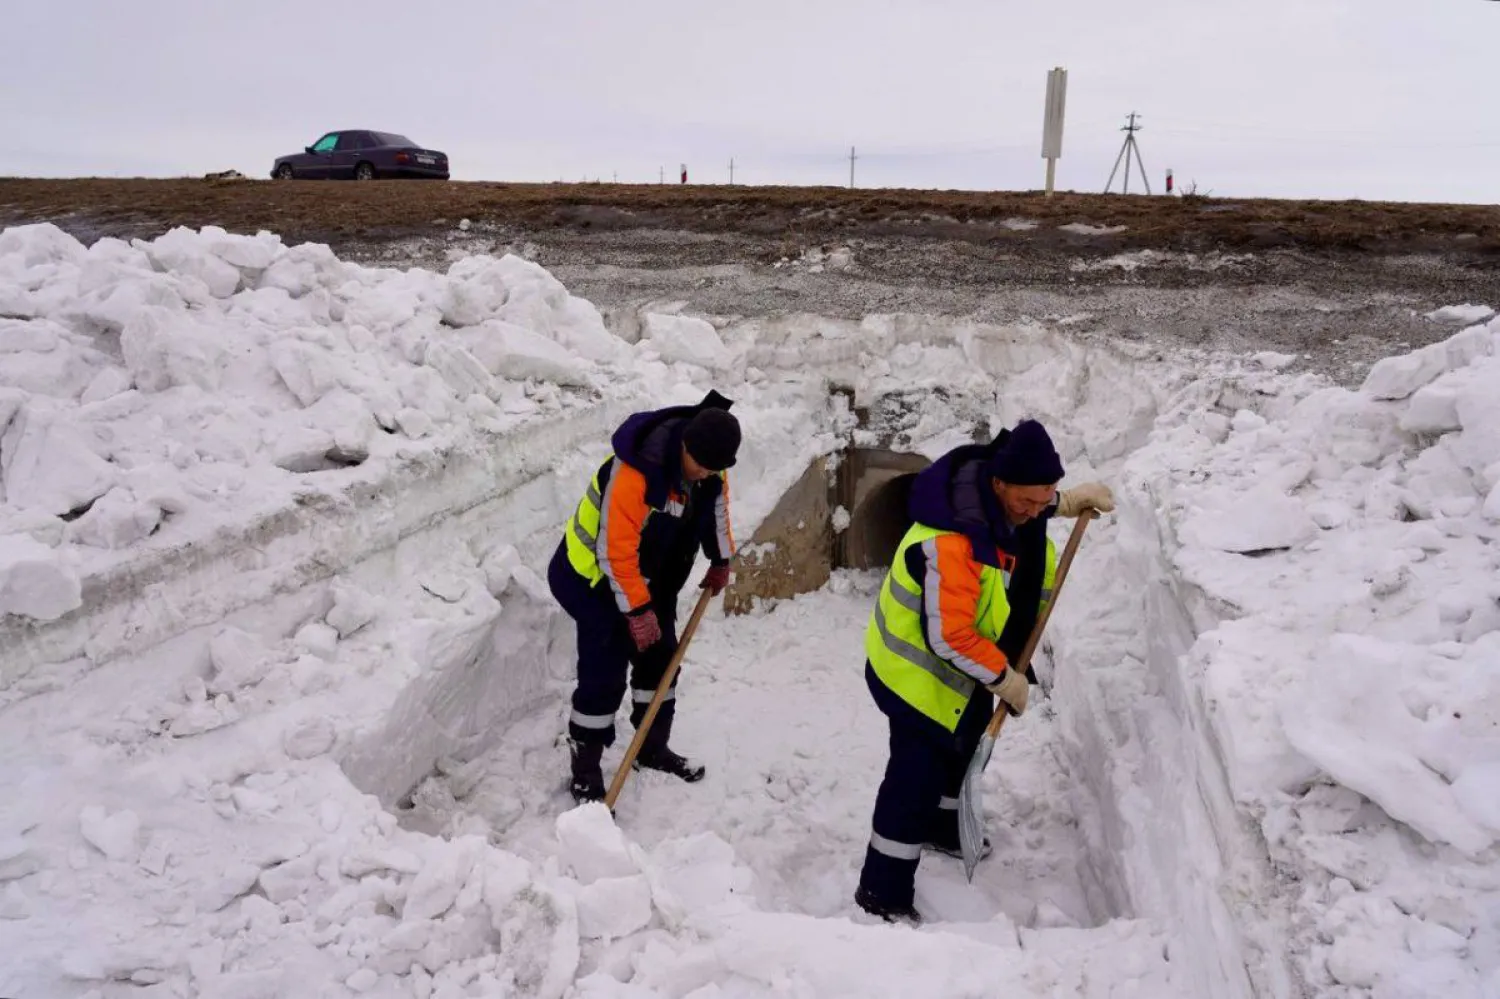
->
[1045, 313, 1500, 998]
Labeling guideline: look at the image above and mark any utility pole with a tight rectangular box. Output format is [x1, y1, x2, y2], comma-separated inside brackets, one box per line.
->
[729, 157, 735, 185]
[1041, 67, 1068, 197]
[849, 146, 858, 188]
[659, 166, 664, 184]
[1104, 112, 1152, 194]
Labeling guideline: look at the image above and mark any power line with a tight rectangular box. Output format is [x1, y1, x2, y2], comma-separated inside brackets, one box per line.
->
[1105, 112, 1151, 194]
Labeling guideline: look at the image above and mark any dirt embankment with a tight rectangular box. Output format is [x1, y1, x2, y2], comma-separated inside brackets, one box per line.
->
[1, 178, 1497, 257]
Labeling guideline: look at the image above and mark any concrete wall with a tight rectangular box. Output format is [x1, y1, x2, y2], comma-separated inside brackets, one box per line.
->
[723, 449, 929, 613]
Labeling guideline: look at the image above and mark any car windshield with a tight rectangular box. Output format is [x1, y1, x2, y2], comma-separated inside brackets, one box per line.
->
[373, 133, 416, 148]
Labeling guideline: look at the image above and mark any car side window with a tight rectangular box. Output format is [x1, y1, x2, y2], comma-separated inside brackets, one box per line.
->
[312, 133, 339, 153]
[335, 132, 363, 151]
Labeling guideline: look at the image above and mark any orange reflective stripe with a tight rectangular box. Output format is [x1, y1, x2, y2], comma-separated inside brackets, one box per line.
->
[923, 534, 1008, 682]
[598, 461, 652, 611]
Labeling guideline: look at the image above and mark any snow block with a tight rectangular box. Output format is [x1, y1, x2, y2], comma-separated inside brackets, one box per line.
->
[641, 314, 731, 371]
[573, 874, 653, 940]
[555, 804, 639, 885]
[120, 306, 227, 393]
[1, 406, 117, 516]
[0, 532, 82, 621]
[1179, 488, 1317, 554]
[458, 320, 592, 387]
[64, 486, 163, 550]
[1360, 325, 1494, 401]
[339, 581, 556, 807]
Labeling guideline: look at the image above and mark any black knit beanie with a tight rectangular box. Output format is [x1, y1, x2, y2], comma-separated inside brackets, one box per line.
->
[989, 419, 1064, 485]
[683, 409, 741, 470]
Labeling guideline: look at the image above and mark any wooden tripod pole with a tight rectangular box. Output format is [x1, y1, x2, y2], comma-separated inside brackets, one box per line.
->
[603, 586, 716, 809]
[980, 508, 1097, 741]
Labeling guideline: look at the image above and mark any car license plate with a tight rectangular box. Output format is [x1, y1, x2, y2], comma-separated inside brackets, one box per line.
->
[417, 156, 435, 165]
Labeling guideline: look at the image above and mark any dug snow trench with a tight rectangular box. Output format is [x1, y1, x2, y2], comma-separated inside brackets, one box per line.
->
[3, 225, 1499, 999]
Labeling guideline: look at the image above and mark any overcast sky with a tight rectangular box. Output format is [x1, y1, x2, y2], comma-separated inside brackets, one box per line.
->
[4, 1, 1497, 202]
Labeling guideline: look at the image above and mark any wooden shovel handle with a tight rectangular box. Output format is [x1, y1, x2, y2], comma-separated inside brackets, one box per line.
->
[603, 585, 716, 809]
[983, 508, 1097, 739]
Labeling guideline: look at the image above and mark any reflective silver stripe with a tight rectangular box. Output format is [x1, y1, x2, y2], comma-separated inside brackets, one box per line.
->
[714, 492, 732, 559]
[938, 796, 959, 810]
[872, 601, 971, 697]
[571, 517, 596, 549]
[586, 481, 602, 509]
[665, 498, 686, 517]
[595, 459, 635, 612]
[888, 581, 923, 615]
[570, 709, 614, 729]
[1041, 588, 1053, 602]
[1002, 569, 1013, 589]
[869, 832, 922, 861]
[632, 688, 675, 703]
[920, 539, 1002, 685]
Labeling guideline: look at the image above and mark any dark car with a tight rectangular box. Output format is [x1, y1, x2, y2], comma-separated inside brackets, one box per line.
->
[271, 130, 449, 181]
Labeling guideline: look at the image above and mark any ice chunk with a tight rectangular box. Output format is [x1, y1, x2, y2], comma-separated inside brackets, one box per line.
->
[120, 305, 227, 393]
[79, 366, 133, 405]
[458, 320, 591, 387]
[1426, 304, 1494, 323]
[283, 716, 337, 760]
[641, 313, 731, 370]
[79, 805, 141, 862]
[1360, 325, 1494, 400]
[208, 626, 276, 694]
[403, 837, 482, 922]
[1180, 489, 1318, 553]
[1451, 762, 1500, 834]
[0, 532, 82, 620]
[1, 406, 117, 516]
[326, 578, 380, 637]
[1401, 379, 1464, 434]
[269, 340, 338, 408]
[555, 804, 639, 885]
[293, 621, 339, 658]
[425, 339, 498, 400]
[64, 486, 163, 549]
[573, 874, 653, 940]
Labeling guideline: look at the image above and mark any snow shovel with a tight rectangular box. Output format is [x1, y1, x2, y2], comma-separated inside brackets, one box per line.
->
[957, 509, 1097, 882]
[603, 586, 716, 810]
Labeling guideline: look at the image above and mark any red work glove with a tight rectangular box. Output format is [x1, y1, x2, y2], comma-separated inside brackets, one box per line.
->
[626, 607, 662, 651]
[701, 563, 732, 596]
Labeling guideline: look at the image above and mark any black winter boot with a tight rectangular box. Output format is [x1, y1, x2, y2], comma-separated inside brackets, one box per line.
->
[634, 745, 706, 783]
[569, 740, 605, 803]
[854, 886, 922, 926]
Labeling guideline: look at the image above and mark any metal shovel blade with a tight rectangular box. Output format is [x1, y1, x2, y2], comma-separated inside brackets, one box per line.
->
[957, 730, 998, 883]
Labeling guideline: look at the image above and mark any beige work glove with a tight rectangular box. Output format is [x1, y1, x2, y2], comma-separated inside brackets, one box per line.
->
[987, 666, 1029, 718]
[1056, 482, 1115, 518]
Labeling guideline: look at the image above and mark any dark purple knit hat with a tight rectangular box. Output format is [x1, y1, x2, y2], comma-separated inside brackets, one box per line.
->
[989, 419, 1064, 486]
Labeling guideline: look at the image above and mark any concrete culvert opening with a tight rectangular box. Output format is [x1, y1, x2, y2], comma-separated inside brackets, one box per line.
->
[723, 449, 931, 614]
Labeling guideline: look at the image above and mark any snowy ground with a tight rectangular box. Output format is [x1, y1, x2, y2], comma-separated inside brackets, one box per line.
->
[2, 222, 1499, 998]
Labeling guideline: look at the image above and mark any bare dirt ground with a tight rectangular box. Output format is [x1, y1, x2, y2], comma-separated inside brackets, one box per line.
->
[2, 178, 1497, 383]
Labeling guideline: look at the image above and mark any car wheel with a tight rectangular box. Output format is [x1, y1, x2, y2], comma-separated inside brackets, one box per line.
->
[275, 164, 294, 180]
[355, 162, 375, 181]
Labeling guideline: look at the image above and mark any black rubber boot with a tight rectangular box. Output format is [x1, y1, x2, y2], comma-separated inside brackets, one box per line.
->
[854, 886, 922, 926]
[569, 740, 605, 803]
[633, 745, 706, 783]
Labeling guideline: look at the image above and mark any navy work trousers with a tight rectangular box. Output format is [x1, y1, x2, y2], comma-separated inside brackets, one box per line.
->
[857, 662, 992, 908]
[548, 542, 682, 750]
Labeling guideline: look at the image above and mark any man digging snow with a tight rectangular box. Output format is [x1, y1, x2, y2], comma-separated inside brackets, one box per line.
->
[548, 390, 740, 803]
[855, 419, 1114, 924]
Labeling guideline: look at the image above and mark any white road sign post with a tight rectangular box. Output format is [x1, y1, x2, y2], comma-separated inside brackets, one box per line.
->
[1042, 67, 1068, 197]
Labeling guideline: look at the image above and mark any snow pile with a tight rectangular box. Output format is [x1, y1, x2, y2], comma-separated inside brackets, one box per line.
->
[0, 223, 636, 623]
[1048, 312, 1500, 997]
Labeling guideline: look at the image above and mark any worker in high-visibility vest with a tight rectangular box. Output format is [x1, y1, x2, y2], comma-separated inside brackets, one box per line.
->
[855, 419, 1114, 924]
[547, 390, 740, 803]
